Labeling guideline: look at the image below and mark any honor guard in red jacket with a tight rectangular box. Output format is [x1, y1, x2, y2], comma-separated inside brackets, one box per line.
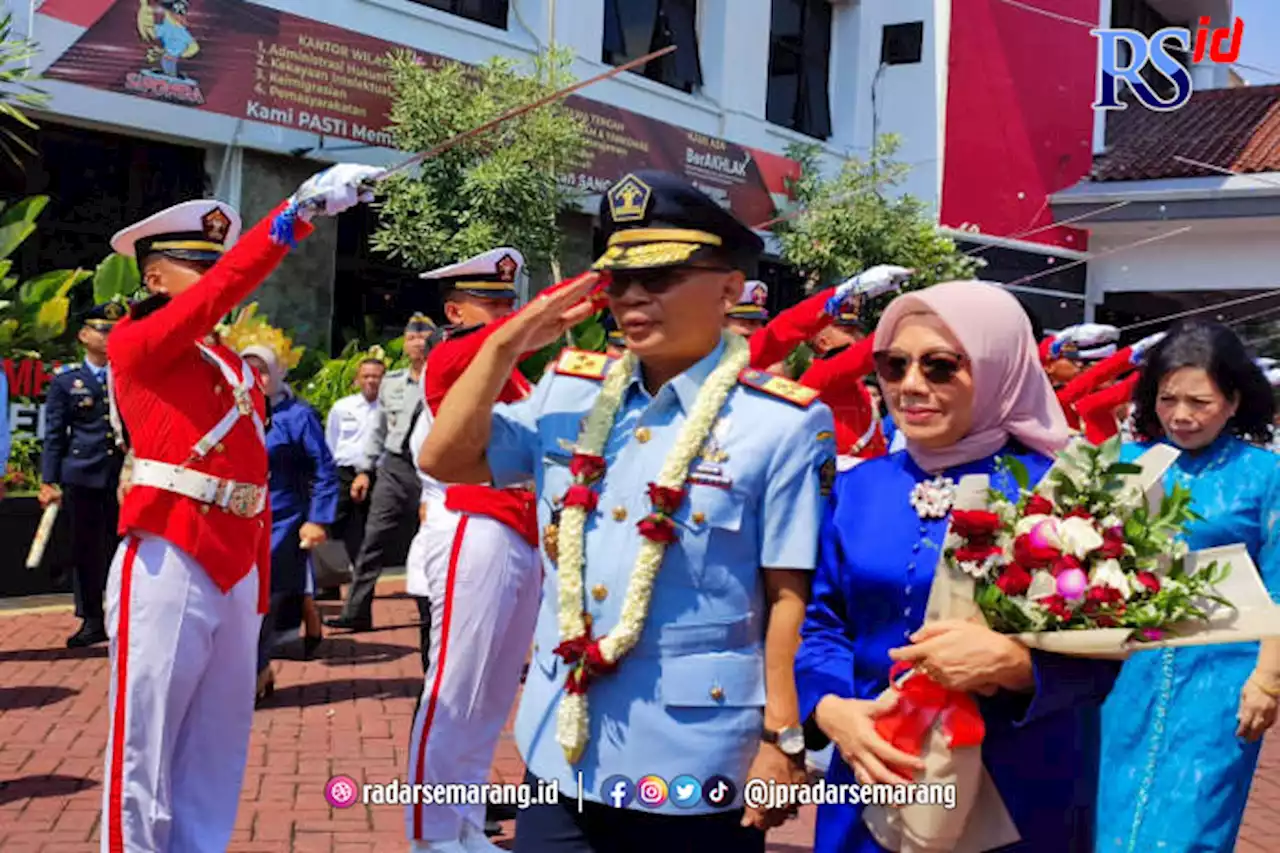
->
[101, 163, 382, 853]
[407, 247, 548, 852]
[739, 265, 910, 467]
[1071, 332, 1166, 444]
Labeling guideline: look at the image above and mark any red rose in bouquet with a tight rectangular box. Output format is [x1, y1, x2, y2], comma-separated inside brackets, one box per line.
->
[995, 563, 1033, 596]
[951, 510, 1002, 539]
[1023, 493, 1054, 517]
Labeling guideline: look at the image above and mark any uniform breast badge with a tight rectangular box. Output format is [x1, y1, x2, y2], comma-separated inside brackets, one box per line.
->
[690, 417, 733, 489]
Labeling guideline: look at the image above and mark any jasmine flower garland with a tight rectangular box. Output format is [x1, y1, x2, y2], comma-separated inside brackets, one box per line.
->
[552, 334, 750, 764]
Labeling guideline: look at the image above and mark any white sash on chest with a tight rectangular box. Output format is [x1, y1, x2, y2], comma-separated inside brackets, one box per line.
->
[191, 342, 267, 458]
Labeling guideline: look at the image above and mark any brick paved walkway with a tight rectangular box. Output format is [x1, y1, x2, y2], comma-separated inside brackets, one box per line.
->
[0, 581, 1276, 851]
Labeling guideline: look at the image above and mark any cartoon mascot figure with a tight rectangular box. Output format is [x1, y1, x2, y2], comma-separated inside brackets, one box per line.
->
[137, 0, 200, 80]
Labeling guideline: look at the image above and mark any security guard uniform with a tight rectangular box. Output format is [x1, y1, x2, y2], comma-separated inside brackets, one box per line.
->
[331, 313, 435, 630]
[484, 172, 836, 850]
[41, 301, 128, 647]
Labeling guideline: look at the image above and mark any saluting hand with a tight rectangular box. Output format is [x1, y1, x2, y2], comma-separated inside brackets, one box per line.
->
[489, 273, 601, 356]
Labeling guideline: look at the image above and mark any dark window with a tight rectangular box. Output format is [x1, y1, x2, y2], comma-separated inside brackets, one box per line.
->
[882, 22, 924, 65]
[603, 0, 703, 93]
[409, 0, 509, 30]
[767, 0, 832, 140]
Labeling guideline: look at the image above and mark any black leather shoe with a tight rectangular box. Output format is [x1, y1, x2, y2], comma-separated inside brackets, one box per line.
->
[67, 622, 108, 648]
[324, 615, 373, 632]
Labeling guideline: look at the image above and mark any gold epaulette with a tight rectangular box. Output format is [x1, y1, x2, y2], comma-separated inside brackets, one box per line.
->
[737, 369, 819, 408]
[554, 349, 612, 381]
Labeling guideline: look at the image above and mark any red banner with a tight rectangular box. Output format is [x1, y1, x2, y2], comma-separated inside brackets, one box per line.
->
[41, 0, 796, 224]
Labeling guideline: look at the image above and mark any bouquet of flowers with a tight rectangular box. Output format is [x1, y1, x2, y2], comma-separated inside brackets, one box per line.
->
[949, 437, 1234, 649]
[864, 436, 1280, 853]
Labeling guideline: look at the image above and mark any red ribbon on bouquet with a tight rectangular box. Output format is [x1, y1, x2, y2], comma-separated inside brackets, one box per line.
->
[874, 662, 986, 755]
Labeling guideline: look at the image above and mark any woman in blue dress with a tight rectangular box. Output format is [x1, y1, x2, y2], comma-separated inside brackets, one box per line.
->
[241, 344, 340, 703]
[1097, 320, 1280, 853]
[795, 281, 1121, 853]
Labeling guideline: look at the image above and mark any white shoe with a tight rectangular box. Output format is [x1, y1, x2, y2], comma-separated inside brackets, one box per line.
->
[459, 821, 506, 853]
[411, 839, 470, 853]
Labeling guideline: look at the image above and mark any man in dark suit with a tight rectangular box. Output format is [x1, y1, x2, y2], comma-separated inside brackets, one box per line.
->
[40, 301, 128, 648]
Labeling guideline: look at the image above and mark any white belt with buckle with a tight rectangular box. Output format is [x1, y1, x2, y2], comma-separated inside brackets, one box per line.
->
[130, 459, 266, 518]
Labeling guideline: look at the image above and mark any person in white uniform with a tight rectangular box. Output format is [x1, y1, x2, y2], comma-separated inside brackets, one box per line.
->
[406, 248, 543, 853]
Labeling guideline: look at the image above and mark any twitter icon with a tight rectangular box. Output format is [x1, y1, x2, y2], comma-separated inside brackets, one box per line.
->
[669, 775, 702, 809]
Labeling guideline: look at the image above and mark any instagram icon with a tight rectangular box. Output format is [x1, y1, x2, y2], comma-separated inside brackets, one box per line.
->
[636, 775, 668, 808]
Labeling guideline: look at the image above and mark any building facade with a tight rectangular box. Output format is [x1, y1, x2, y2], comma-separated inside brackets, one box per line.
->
[10, 0, 1223, 350]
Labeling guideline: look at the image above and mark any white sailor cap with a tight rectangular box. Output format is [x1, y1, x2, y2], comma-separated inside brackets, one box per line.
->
[419, 247, 524, 299]
[110, 200, 241, 263]
[1266, 367, 1280, 387]
[727, 280, 769, 321]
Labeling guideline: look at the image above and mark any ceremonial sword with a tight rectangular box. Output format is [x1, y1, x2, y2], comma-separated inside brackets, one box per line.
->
[369, 45, 677, 185]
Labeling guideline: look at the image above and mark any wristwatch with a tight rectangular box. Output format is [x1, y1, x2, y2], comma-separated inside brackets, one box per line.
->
[761, 725, 806, 758]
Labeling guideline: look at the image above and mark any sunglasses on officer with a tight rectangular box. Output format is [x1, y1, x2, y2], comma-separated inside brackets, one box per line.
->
[873, 349, 968, 385]
[605, 265, 737, 296]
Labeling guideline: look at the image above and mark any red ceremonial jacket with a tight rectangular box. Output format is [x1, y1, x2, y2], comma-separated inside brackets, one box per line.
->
[748, 290, 885, 459]
[1056, 347, 1136, 432]
[799, 337, 885, 459]
[108, 202, 313, 613]
[1076, 372, 1140, 445]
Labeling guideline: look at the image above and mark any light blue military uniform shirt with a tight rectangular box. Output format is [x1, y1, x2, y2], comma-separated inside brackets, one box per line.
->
[488, 335, 835, 815]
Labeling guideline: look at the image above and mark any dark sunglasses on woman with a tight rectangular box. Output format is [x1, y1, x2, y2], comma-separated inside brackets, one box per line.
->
[873, 350, 966, 384]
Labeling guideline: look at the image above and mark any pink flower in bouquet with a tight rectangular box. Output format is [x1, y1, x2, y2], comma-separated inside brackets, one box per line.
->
[1023, 493, 1055, 517]
[1056, 567, 1089, 601]
[995, 563, 1033, 596]
[1135, 571, 1161, 594]
[1141, 628, 1164, 641]
[1018, 515, 1105, 560]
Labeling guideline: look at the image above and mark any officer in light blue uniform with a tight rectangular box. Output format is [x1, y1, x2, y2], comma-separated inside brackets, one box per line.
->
[435, 171, 836, 851]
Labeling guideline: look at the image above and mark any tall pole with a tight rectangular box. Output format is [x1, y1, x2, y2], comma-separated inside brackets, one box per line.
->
[548, 0, 563, 287]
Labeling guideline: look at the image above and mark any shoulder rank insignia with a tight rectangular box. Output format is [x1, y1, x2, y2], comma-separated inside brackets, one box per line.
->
[54, 363, 80, 376]
[554, 349, 612, 381]
[737, 369, 819, 408]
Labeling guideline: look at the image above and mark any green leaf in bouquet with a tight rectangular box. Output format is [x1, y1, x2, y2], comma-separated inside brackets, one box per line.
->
[1105, 462, 1143, 476]
[1000, 455, 1030, 493]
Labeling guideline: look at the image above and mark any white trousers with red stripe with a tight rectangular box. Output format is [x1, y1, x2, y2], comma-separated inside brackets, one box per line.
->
[405, 501, 541, 844]
[101, 534, 261, 853]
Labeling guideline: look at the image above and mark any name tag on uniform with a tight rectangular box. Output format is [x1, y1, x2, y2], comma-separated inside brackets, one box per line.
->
[689, 461, 732, 489]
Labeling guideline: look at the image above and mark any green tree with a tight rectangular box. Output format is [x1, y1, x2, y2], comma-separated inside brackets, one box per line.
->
[0, 12, 47, 166]
[774, 135, 981, 329]
[0, 196, 92, 357]
[371, 48, 587, 276]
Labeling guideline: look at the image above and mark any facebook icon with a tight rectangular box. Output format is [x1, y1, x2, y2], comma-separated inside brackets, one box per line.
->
[601, 775, 634, 808]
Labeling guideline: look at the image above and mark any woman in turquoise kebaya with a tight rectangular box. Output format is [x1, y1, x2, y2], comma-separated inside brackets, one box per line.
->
[1097, 320, 1280, 853]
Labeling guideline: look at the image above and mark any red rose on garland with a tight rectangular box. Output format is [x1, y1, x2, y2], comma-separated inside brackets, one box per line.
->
[554, 626, 619, 695]
[569, 453, 607, 483]
[563, 484, 600, 512]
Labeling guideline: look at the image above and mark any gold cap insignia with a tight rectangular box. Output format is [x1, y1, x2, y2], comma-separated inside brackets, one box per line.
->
[104, 302, 125, 321]
[608, 174, 651, 223]
[202, 207, 231, 242]
[496, 254, 519, 282]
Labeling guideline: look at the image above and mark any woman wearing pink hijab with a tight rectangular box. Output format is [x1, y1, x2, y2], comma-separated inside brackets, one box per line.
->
[795, 281, 1120, 853]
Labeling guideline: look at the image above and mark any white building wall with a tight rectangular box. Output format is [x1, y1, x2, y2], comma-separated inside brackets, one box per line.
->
[1086, 218, 1280, 303]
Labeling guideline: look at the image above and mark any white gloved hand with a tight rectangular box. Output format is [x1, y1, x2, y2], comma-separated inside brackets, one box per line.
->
[1129, 331, 1167, 365]
[1256, 357, 1277, 371]
[826, 265, 913, 315]
[292, 164, 384, 221]
[1266, 368, 1280, 387]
